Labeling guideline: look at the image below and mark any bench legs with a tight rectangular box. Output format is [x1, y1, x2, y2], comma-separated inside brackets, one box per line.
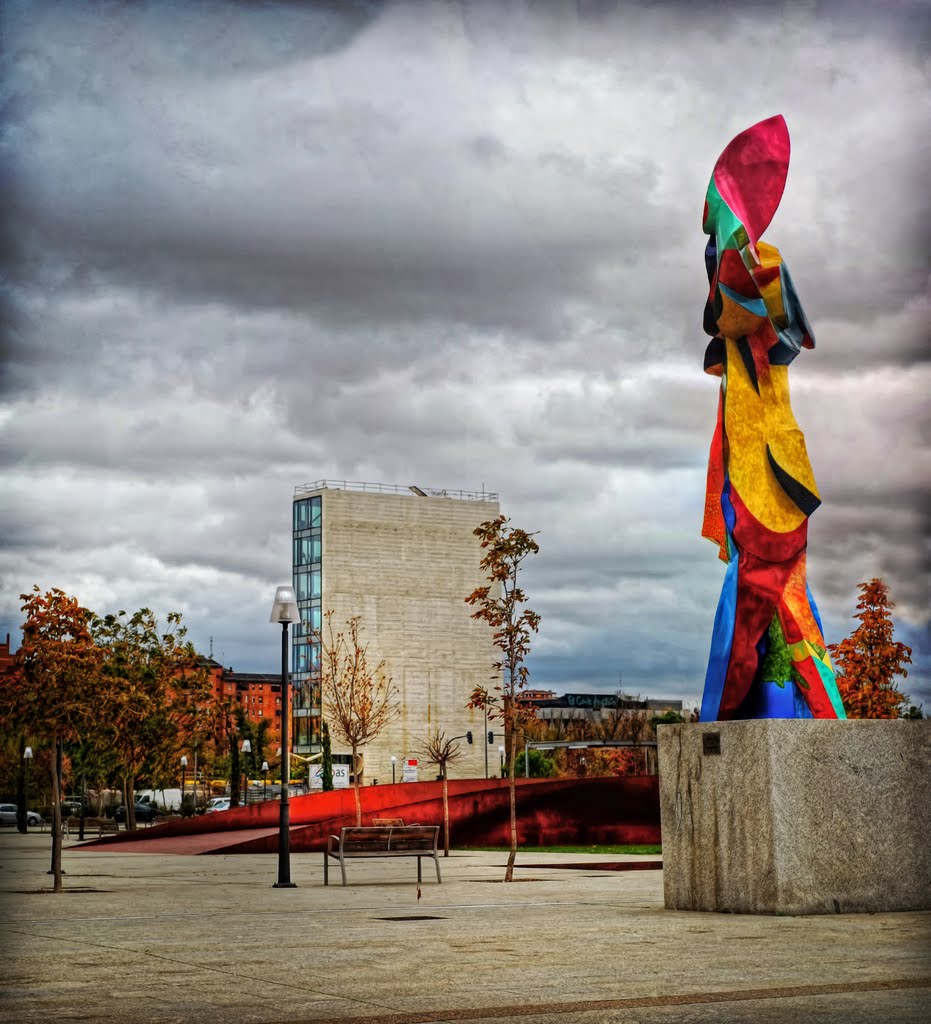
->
[321, 856, 346, 888]
[324, 853, 441, 886]
[416, 856, 442, 884]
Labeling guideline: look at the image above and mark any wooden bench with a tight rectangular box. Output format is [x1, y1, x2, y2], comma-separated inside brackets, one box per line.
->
[324, 825, 441, 886]
[64, 816, 120, 838]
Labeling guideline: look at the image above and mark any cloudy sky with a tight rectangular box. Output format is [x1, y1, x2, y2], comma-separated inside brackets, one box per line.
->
[2, 0, 928, 712]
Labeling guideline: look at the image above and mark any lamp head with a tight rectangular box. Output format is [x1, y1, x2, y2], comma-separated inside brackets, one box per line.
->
[241, 739, 252, 753]
[180, 755, 188, 767]
[269, 585, 299, 624]
[24, 746, 33, 760]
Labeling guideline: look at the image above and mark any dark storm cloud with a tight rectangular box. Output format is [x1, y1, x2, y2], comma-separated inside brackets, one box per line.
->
[1, 0, 928, 708]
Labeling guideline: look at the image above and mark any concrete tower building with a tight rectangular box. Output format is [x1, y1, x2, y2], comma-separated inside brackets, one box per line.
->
[291, 481, 501, 783]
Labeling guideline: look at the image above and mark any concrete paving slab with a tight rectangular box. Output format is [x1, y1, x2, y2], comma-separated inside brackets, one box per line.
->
[0, 830, 927, 1023]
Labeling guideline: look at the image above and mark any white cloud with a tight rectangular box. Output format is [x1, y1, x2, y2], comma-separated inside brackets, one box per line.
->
[1, 0, 928, 710]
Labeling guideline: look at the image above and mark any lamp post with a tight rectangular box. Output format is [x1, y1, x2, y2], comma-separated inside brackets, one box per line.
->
[270, 584, 299, 888]
[241, 740, 252, 805]
[180, 755, 188, 814]
[498, 745, 505, 777]
[262, 761, 269, 801]
[390, 755, 397, 785]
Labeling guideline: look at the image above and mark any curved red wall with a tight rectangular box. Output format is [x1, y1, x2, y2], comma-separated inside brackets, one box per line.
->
[91, 776, 660, 854]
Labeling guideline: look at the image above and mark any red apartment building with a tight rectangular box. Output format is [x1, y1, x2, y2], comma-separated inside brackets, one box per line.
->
[203, 659, 285, 748]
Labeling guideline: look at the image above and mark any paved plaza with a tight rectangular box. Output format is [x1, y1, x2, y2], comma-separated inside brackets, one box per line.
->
[0, 830, 928, 1023]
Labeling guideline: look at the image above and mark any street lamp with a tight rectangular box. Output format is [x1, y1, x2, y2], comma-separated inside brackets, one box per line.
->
[270, 583, 299, 888]
[498, 745, 505, 777]
[241, 740, 252, 805]
[390, 755, 397, 784]
[262, 761, 269, 801]
[180, 755, 188, 813]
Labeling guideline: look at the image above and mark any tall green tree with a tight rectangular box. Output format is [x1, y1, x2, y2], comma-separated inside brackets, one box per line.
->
[234, 708, 272, 803]
[92, 608, 209, 829]
[828, 578, 913, 719]
[466, 515, 540, 882]
[320, 720, 334, 792]
[14, 587, 101, 891]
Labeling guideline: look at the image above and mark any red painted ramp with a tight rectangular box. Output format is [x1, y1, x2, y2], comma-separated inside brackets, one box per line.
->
[78, 776, 659, 855]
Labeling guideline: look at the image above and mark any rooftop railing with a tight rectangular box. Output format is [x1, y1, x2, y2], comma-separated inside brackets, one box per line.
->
[293, 480, 498, 502]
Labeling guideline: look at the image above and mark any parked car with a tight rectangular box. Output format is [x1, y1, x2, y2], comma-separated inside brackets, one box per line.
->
[0, 803, 43, 827]
[205, 797, 231, 814]
[112, 802, 165, 824]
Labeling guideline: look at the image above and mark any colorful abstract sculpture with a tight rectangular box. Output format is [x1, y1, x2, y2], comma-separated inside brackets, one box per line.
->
[699, 115, 846, 721]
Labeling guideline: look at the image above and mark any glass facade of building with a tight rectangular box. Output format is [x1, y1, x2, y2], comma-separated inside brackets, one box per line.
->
[292, 494, 322, 754]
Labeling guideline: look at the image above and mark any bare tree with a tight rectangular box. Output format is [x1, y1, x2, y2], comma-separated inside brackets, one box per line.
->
[319, 612, 400, 826]
[466, 515, 540, 882]
[418, 729, 463, 856]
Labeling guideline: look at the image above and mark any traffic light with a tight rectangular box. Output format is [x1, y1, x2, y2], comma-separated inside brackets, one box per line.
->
[466, 731, 473, 744]
[487, 731, 494, 744]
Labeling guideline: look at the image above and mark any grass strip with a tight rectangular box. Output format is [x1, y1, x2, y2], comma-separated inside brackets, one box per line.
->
[458, 844, 661, 855]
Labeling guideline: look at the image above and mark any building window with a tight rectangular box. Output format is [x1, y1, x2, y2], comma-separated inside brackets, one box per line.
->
[293, 496, 322, 531]
[294, 535, 321, 567]
[294, 605, 321, 639]
[295, 644, 318, 673]
[296, 570, 321, 602]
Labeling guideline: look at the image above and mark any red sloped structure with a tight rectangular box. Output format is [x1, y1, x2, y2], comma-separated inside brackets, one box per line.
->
[82, 777, 659, 855]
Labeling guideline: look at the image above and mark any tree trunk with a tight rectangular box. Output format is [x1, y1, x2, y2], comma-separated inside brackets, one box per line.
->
[229, 735, 240, 808]
[505, 710, 518, 883]
[352, 745, 362, 826]
[442, 772, 450, 857]
[124, 777, 137, 832]
[16, 734, 27, 834]
[50, 735, 63, 892]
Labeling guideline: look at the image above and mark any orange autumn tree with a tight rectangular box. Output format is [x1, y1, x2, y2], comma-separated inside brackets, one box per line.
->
[16, 587, 101, 892]
[828, 578, 913, 719]
[92, 608, 211, 831]
[466, 515, 540, 883]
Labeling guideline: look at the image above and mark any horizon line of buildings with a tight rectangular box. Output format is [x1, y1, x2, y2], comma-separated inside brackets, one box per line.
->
[1, 478, 689, 783]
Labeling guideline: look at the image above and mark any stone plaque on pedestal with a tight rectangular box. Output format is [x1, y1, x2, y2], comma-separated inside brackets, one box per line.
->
[658, 719, 930, 915]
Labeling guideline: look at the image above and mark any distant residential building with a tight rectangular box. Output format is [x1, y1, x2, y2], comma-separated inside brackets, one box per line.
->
[523, 691, 684, 724]
[0, 634, 16, 675]
[518, 688, 557, 702]
[291, 480, 501, 782]
[202, 660, 283, 747]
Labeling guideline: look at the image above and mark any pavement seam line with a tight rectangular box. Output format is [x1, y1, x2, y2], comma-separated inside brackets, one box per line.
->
[277, 977, 931, 1024]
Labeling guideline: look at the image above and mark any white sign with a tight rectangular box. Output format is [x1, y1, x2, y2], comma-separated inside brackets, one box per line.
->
[402, 758, 418, 783]
[309, 766, 323, 791]
[332, 764, 350, 790]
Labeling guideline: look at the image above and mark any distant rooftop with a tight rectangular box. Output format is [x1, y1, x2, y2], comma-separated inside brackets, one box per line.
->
[294, 480, 498, 502]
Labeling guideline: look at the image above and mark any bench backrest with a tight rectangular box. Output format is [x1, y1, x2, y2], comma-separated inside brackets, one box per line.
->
[340, 825, 438, 852]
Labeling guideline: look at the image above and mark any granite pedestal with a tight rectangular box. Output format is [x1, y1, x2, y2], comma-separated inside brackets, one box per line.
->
[658, 719, 931, 915]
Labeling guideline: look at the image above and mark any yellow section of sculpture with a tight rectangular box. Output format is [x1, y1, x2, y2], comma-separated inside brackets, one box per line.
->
[723, 336, 809, 534]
